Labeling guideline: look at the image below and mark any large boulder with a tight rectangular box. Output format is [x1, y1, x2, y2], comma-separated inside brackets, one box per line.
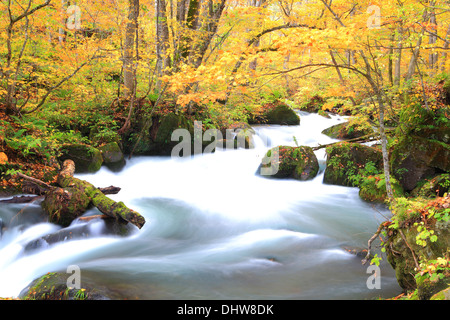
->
[390, 136, 450, 192]
[59, 144, 103, 173]
[265, 103, 300, 125]
[323, 142, 383, 186]
[123, 112, 195, 156]
[411, 174, 450, 198]
[99, 142, 125, 171]
[385, 196, 450, 295]
[321, 121, 374, 140]
[258, 146, 319, 180]
[249, 101, 300, 126]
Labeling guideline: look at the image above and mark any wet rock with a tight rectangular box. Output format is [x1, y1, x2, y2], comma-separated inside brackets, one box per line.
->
[19, 272, 123, 300]
[249, 101, 300, 126]
[341, 246, 371, 259]
[24, 218, 132, 252]
[259, 146, 319, 181]
[265, 103, 300, 125]
[321, 121, 373, 140]
[99, 142, 126, 171]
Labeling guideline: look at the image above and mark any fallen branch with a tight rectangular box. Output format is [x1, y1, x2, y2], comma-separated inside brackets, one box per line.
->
[54, 160, 145, 229]
[312, 134, 380, 151]
[0, 195, 44, 204]
[362, 222, 388, 265]
[17, 172, 53, 190]
[78, 214, 111, 222]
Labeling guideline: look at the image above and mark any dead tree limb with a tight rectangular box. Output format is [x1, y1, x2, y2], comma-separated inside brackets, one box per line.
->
[54, 160, 145, 229]
[362, 222, 387, 265]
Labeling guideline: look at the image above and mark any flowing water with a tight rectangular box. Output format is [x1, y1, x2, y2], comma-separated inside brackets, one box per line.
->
[0, 112, 402, 299]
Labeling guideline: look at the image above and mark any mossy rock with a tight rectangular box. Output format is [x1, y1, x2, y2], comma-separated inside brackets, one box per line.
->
[41, 187, 91, 227]
[259, 146, 319, 180]
[321, 121, 373, 140]
[264, 103, 300, 125]
[323, 142, 383, 187]
[411, 174, 450, 198]
[359, 174, 404, 203]
[59, 144, 103, 173]
[385, 219, 450, 292]
[390, 136, 450, 192]
[430, 286, 450, 300]
[416, 274, 450, 300]
[19, 272, 119, 300]
[99, 142, 125, 171]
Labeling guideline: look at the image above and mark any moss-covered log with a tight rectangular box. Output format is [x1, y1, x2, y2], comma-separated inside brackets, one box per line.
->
[45, 160, 146, 229]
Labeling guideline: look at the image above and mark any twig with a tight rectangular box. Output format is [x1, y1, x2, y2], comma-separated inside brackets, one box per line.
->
[362, 222, 387, 265]
[16, 172, 53, 190]
[398, 229, 420, 270]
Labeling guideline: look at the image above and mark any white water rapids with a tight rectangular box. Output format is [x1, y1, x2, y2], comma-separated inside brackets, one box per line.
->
[0, 112, 402, 299]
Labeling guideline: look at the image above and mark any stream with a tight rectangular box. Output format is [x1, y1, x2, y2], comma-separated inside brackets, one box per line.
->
[0, 111, 402, 299]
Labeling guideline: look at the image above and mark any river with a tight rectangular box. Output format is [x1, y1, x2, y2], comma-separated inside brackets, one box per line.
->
[0, 111, 402, 299]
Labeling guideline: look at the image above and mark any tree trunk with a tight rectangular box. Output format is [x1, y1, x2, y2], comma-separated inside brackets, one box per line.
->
[405, 8, 430, 81]
[376, 91, 394, 203]
[439, 24, 450, 71]
[428, 6, 438, 71]
[394, 27, 403, 86]
[123, 0, 139, 98]
[155, 0, 171, 92]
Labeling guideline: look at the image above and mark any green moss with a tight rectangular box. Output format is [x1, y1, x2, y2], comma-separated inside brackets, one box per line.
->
[59, 144, 103, 173]
[321, 121, 373, 140]
[323, 142, 383, 187]
[264, 103, 300, 125]
[359, 174, 404, 203]
[41, 187, 91, 227]
[260, 146, 319, 180]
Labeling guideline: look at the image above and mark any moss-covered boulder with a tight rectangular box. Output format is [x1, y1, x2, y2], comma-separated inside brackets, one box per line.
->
[265, 103, 300, 125]
[259, 146, 319, 180]
[123, 112, 195, 156]
[249, 101, 300, 125]
[386, 220, 450, 293]
[411, 174, 450, 198]
[19, 272, 122, 300]
[430, 286, 450, 300]
[323, 142, 383, 186]
[321, 121, 374, 140]
[390, 136, 450, 192]
[359, 174, 404, 203]
[385, 196, 450, 294]
[59, 144, 103, 173]
[99, 142, 125, 171]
